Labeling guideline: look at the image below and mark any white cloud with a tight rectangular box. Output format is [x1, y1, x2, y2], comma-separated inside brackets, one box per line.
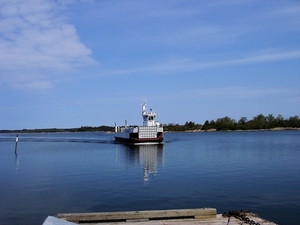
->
[220, 49, 299, 66]
[12, 80, 53, 90]
[99, 49, 300, 76]
[182, 86, 299, 99]
[267, 5, 300, 17]
[0, 0, 96, 90]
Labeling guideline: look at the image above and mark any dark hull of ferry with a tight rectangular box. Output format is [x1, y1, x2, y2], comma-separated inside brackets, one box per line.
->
[114, 134, 164, 145]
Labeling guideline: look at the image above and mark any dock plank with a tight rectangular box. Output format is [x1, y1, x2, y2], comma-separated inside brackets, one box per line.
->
[56, 208, 277, 225]
[57, 208, 216, 223]
[84, 215, 277, 225]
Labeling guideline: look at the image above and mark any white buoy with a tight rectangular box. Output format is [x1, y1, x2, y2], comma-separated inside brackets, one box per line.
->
[15, 134, 18, 154]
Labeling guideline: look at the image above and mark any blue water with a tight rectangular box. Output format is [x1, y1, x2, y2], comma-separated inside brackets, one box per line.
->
[0, 131, 299, 225]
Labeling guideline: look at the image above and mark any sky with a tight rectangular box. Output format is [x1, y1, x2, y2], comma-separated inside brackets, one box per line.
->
[0, 0, 299, 130]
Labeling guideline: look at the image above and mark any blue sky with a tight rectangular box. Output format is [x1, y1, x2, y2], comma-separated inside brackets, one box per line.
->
[0, 0, 299, 130]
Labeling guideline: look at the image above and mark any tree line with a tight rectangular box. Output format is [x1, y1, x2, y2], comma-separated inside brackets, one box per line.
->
[201, 114, 300, 131]
[163, 121, 202, 132]
[163, 114, 300, 131]
[0, 126, 114, 133]
[1, 114, 299, 133]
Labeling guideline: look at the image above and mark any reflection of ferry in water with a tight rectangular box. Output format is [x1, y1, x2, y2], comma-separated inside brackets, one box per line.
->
[124, 144, 164, 183]
[114, 101, 164, 145]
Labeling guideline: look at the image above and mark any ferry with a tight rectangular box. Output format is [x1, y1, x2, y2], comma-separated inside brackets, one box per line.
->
[114, 101, 164, 145]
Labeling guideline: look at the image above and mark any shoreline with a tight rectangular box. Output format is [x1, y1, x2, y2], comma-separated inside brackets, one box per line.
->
[182, 127, 300, 132]
[1, 127, 300, 134]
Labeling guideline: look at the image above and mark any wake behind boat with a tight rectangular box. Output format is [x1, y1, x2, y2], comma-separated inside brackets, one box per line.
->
[114, 101, 164, 145]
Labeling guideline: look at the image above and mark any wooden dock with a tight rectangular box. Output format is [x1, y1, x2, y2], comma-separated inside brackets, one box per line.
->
[49, 208, 277, 225]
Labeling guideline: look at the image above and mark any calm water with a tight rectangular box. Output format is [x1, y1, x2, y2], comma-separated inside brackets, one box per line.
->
[0, 131, 299, 225]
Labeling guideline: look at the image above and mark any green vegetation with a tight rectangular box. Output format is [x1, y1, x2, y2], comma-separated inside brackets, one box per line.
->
[1, 114, 299, 133]
[163, 121, 202, 132]
[164, 114, 300, 132]
[201, 114, 300, 131]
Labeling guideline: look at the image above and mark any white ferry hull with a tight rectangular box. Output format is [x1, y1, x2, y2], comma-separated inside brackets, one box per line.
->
[114, 126, 163, 145]
[114, 136, 164, 145]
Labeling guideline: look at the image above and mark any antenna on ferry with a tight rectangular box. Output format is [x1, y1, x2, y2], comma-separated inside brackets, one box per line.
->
[142, 100, 146, 115]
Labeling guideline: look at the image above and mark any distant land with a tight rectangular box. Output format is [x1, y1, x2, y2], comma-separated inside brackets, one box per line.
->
[1, 114, 299, 133]
[0, 126, 114, 133]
